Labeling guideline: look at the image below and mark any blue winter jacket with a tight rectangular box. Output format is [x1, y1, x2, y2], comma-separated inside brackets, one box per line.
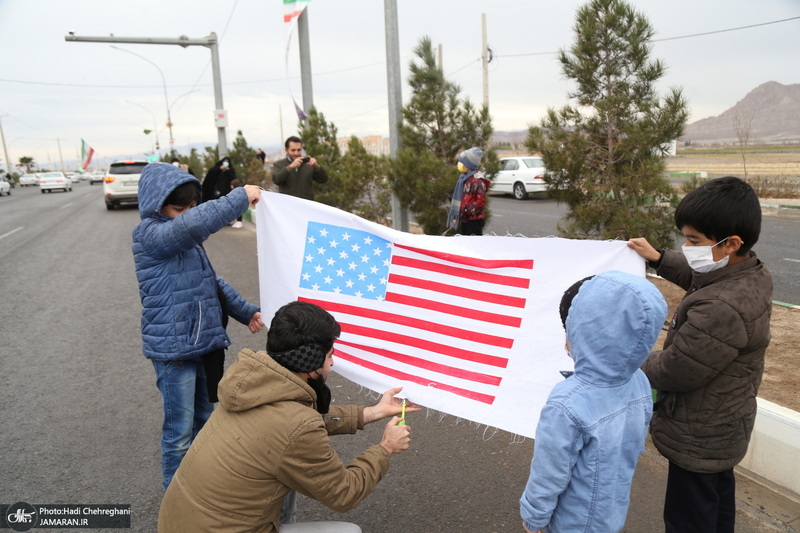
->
[132, 163, 259, 361]
[520, 271, 667, 533]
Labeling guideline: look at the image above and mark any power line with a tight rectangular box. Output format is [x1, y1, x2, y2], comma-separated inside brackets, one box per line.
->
[2, 15, 797, 89]
[497, 15, 800, 58]
[0, 62, 385, 90]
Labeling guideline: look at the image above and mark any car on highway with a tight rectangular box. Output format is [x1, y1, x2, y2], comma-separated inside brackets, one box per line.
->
[490, 156, 548, 200]
[89, 170, 105, 185]
[0, 176, 10, 196]
[38, 171, 73, 193]
[19, 173, 40, 187]
[102, 160, 148, 210]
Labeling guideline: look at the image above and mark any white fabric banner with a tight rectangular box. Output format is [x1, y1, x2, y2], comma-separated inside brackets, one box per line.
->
[255, 192, 645, 438]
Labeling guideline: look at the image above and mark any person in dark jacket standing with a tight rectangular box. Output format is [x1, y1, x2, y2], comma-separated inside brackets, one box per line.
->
[271, 135, 328, 201]
[627, 176, 772, 533]
[201, 156, 236, 204]
[132, 162, 265, 491]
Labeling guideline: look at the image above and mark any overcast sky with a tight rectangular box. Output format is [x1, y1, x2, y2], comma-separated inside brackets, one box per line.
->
[1, 0, 798, 169]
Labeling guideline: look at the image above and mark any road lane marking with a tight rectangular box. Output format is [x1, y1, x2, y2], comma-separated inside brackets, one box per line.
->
[60, 203, 74, 209]
[785, 258, 800, 263]
[0, 226, 24, 241]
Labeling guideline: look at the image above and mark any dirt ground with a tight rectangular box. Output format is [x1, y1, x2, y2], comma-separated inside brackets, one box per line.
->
[648, 276, 800, 413]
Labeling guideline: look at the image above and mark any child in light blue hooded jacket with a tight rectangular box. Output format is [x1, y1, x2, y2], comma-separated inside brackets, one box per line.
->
[520, 270, 667, 533]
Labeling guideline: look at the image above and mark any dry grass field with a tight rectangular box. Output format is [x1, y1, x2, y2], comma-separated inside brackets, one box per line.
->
[667, 150, 800, 178]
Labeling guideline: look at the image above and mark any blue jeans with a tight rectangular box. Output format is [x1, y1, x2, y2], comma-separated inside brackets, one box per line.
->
[152, 359, 215, 491]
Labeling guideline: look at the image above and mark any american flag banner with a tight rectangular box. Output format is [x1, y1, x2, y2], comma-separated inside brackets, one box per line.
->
[256, 192, 644, 437]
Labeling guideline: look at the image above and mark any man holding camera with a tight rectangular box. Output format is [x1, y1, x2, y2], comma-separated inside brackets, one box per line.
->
[272, 135, 329, 201]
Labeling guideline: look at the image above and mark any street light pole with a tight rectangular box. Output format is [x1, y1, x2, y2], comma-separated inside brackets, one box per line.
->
[66, 33, 229, 157]
[0, 115, 12, 177]
[111, 45, 174, 154]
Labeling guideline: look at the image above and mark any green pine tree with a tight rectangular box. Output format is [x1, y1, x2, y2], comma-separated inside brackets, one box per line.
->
[229, 130, 258, 184]
[392, 36, 496, 235]
[297, 107, 344, 207]
[528, 0, 688, 248]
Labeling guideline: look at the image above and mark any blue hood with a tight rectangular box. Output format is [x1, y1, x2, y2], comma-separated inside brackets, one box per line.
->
[138, 163, 201, 220]
[566, 270, 667, 385]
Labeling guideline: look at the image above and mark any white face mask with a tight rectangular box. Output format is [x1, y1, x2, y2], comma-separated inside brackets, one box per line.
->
[681, 237, 730, 273]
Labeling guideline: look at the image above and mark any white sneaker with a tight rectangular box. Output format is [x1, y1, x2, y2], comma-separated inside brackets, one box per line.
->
[232, 221, 243, 229]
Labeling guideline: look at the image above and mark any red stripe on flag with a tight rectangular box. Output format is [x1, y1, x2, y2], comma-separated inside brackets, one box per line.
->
[283, 10, 304, 22]
[302, 297, 514, 348]
[391, 255, 530, 289]
[388, 273, 527, 308]
[395, 243, 534, 270]
[336, 339, 503, 386]
[383, 292, 522, 328]
[336, 349, 496, 404]
[339, 322, 509, 368]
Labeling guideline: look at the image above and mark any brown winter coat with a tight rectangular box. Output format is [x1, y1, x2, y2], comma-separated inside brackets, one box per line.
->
[642, 250, 772, 473]
[158, 348, 390, 532]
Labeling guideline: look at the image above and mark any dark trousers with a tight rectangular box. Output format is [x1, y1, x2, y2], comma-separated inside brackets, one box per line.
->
[459, 219, 485, 236]
[664, 461, 736, 533]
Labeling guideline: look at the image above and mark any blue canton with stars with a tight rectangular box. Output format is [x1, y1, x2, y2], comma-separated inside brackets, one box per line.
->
[299, 222, 393, 300]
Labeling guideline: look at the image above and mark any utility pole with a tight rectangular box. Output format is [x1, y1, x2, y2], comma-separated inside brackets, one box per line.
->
[297, 9, 314, 113]
[482, 13, 489, 109]
[65, 33, 230, 157]
[279, 106, 284, 146]
[0, 115, 12, 177]
[437, 43, 443, 71]
[56, 138, 66, 173]
[384, 0, 408, 232]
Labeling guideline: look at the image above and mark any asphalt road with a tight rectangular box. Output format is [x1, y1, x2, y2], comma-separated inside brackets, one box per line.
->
[484, 193, 800, 306]
[1, 184, 796, 532]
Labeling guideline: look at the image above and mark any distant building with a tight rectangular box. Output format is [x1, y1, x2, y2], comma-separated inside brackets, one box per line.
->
[337, 135, 391, 157]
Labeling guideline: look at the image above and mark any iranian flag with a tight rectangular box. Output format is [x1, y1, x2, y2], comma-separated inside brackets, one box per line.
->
[283, 0, 310, 23]
[81, 139, 95, 170]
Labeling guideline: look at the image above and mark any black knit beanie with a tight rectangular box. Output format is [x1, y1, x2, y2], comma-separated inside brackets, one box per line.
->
[559, 275, 595, 329]
[268, 343, 327, 373]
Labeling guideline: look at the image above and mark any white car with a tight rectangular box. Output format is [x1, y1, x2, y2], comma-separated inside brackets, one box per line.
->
[38, 171, 73, 193]
[102, 160, 148, 210]
[89, 170, 105, 185]
[19, 173, 39, 187]
[491, 156, 548, 200]
[0, 177, 10, 196]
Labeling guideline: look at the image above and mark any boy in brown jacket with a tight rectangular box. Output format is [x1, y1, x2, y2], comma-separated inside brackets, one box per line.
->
[158, 301, 416, 532]
[627, 176, 772, 533]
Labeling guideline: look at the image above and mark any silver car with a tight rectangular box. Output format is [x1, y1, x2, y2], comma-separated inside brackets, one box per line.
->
[102, 161, 148, 210]
[38, 171, 73, 193]
[491, 156, 548, 200]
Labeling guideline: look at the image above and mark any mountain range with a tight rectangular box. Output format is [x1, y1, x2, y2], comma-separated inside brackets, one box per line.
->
[493, 81, 800, 148]
[682, 81, 800, 145]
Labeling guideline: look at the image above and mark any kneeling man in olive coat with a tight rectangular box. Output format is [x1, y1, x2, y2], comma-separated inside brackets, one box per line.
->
[158, 301, 416, 532]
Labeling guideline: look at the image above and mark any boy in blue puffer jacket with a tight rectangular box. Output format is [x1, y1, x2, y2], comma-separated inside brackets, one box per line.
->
[132, 162, 264, 491]
[520, 271, 667, 533]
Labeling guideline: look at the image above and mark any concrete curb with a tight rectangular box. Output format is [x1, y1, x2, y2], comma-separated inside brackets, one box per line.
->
[739, 398, 800, 501]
